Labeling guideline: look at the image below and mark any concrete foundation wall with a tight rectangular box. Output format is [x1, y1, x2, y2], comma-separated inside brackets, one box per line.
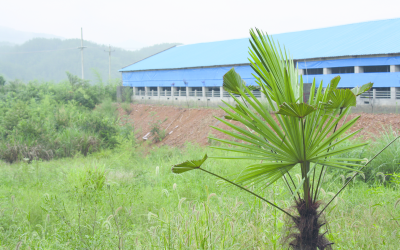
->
[133, 95, 244, 108]
[131, 89, 400, 114]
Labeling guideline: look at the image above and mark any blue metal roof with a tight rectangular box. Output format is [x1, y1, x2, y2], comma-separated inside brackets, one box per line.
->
[120, 18, 400, 72]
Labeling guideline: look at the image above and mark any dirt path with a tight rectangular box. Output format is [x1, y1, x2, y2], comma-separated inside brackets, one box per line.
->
[119, 104, 400, 147]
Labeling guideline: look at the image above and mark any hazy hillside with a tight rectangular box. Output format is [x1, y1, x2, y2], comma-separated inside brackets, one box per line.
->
[0, 26, 62, 44]
[0, 38, 180, 82]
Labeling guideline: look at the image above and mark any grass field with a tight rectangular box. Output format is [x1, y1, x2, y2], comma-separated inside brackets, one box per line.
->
[0, 137, 399, 249]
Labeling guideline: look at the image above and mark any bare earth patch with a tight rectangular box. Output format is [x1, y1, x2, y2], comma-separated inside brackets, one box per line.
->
[119, 104, 400, 146]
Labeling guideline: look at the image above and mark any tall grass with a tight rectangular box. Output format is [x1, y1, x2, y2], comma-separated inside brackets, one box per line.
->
[0, 141, 399, 249]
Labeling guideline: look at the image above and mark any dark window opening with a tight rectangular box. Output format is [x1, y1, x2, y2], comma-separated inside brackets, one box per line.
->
[161, 87, 171, 91]
[208, 87, 220, 91]
[363, 65, 390, 73]
[149, 87, 157, 91]
[373, 87, 390, 91]
[303, 68, 323, 75]
[191, 87, 202, 91]
[176, 87, 186, 91]
[331, 67, 354, 74]
[137, 87, 145, 91]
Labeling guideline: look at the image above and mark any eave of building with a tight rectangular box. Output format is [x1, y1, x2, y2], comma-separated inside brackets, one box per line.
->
[121, 52, 400, 73]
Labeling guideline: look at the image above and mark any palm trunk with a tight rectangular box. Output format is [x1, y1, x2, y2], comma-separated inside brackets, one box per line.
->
[288, 198, 332, 250]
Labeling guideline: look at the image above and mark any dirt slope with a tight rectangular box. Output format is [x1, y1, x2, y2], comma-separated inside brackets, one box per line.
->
[119, 104, 400, 147]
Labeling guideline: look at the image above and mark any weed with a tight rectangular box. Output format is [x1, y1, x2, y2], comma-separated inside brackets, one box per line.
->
[150, 120, 166, 143]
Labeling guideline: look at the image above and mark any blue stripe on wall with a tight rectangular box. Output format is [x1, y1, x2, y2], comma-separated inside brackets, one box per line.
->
[122, 65, 400, 88]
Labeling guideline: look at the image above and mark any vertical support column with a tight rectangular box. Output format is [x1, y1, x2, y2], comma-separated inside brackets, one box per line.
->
[220, 86, 224, 99]
[298, 69, 304, 75]
[186, 86, 189, 97]
[171, 87, 175, 97]
[157, 86, 161, 97]
[323, 68, 331, 74]
[202, 86, 206, 98]
[133, 87, 136, 96]
[179, 89, 182, 97]
[373, 89, 376, 100]
[390, 65, 396, 73]
[354, 66, 363, 73]
[261, 91, 266, 101]
[391, 87, 396, 100]
[212, 89, 214, 98]
[145, 87, 149, 96]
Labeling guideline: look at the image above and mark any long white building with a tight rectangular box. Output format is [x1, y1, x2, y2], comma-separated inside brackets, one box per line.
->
[120, 18, 400, 111]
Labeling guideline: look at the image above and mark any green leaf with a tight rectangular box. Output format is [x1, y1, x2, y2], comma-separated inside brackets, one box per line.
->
[351, 82, 373, 96]
[223, 68, 246, 95]
[276, 102, 316, 118]
[329, 76, 341, 89]
[224, 115, 238, 121]
[324, 89, 356, 109]
[171, 154, 208, 174]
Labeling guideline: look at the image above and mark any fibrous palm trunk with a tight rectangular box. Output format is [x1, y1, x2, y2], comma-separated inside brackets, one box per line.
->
[287, 199, 333, 250]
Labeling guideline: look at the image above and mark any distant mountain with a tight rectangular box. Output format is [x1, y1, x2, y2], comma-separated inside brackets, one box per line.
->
[0, 38, 180, 83]
[0, 26, 63, 44]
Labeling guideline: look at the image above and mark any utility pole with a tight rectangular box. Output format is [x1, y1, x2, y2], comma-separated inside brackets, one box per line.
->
[104, 45, 115, 80]
[77, 28, 87, 79]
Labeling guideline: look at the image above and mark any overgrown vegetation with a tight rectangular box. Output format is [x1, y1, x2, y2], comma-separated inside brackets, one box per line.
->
[0, 142, 399, 249]
[0, 73, 134, 163]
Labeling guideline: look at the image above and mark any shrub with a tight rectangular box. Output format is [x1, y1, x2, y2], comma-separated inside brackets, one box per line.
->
[0, 73, 132, 163]
[150, 120, 166, 143]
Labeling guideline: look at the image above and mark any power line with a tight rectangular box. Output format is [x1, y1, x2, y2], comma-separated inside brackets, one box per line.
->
[104, 45, 115, 80]
[77, 27, 87, 79]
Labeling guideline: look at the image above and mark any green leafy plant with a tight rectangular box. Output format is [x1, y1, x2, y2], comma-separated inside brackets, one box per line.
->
[172, 29, 399, 249]
[150, 120, 166, 143]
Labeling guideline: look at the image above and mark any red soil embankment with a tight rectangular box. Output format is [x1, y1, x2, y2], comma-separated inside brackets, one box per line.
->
[119, 104, 400, 146]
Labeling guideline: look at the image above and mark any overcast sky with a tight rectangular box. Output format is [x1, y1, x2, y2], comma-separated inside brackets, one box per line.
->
[2, 0, 400, 49]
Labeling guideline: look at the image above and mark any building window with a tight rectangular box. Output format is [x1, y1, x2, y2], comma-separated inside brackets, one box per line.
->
[208, 87, 220, 91]
[191, 87, 202, 91]
[176, 87, 186, 91]
[303, 68, 323, 75]
[373, 87, 390, 91]
[363, 65, 390, 73]
[149, 87, 157, 91]
[161, 87, 171, 91]
[137, 87, 145, 91]
[331, 67, 354, 74]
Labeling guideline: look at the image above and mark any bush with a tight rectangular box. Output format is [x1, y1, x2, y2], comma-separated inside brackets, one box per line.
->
[150, 120, 166, 143]
[0, 73, 132, 163]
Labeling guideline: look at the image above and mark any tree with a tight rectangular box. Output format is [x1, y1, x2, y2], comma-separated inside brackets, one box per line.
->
[0, 75, 5, 86]
[171, 29, 399, 249]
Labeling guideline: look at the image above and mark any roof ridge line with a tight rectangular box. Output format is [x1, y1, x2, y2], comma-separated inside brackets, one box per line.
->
[119, 45, 178, 71]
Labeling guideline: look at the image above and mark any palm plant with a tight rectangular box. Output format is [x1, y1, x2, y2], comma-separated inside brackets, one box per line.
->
[172, 29, 399, 249]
